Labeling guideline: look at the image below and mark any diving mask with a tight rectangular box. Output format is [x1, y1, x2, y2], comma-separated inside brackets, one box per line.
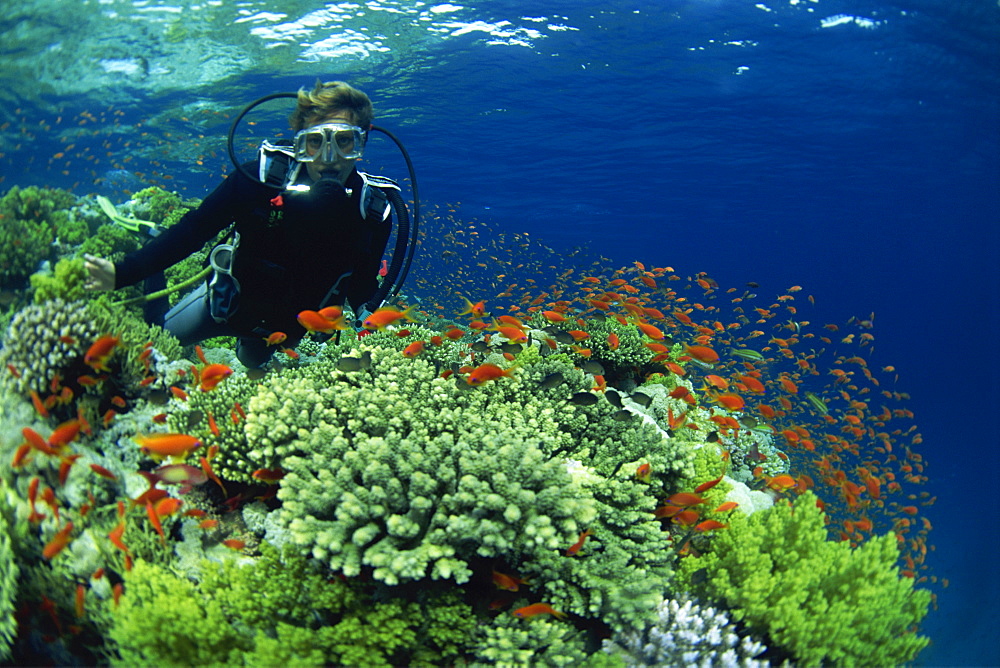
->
[292, 122, 366, 163]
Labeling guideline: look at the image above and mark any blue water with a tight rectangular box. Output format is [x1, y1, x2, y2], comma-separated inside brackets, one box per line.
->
[2, 1, 998, 664]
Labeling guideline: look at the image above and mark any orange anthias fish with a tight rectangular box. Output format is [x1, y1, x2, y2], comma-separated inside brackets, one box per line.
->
[512, 603, 567, 620]
[492, 569, 529, 592]
[683, 344, 719, 365]
[466, 363, 516, 386]
[317, 306, 344, 321]
[401, 340, 426, 358]
[362, 305, 416, 331]
[251, 467, 286, 484]
[694, 474, 725, 494]
[84, 335, 119, 372]
[263, 331, 287, 346]
[693, 519, 727, 532]
[489, 323, 529, 343]
[766, 474, 798, 493]
[667, 492, 705, 507]
[199, 364, 233, 392]
[297, 309, 348, 333]
[458, 297, 488, 319]
[42, 521, 75, 559]
[134, 433, 202, 462]
[566, 529, 593, 556]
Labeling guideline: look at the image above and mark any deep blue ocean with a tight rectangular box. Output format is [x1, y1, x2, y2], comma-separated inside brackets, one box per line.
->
[1, 1, 997, 665]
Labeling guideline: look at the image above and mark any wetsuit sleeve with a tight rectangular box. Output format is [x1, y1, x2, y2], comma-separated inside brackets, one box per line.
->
[113, 165, 263, 289]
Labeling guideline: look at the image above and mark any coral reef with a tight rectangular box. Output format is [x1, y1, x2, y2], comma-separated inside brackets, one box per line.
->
[678, 491, 931, 667]
[0, 184, 937, 666]
[108, 542, 480, 667]
[602, 595, 766, 667]
[0, 490, 19, 662]
[29, 257, 87, 304]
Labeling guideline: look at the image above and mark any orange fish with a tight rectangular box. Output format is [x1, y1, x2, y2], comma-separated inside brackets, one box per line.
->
[667, 492, 705, 507]
[145, 500, 166, 545]
[222, 539, 246, 550]
[401, 340, 426, 358]
[704, 374, 729, 391]
[318, 306, 344, 321]
[251, 467, 286, 484]
[607, 332, 620, 351]
[199, 364, 233, 392]
[154, 498, 183, 517]
[712, 501, 739, 513]
[23, 427, 58, 456]
[714, 393, 745, 411]
[134, 433, 202, 462]
[297, 309, 347, 333]
[490, 324, 529, 343]
[694, 474, 725, 494]
[84, 335, 119, 371]
[566, 529, 593, 556]
[362, 305, 416, 331]
[671, 509, 700, 526]
[683, 344, 719, 364]
[765, 474, 797, 493]
[693, 519, 727, 532]
[635, 321, 665, 340]
[541, 310, 568, 323]
[75, 584, 86, 619]
[492, 569, 529, 592]
[264, 331, 287, 346]
[635, 463, 652, 483]
[42, 521, 75, 559]
[653, 504, 681, 519]
[512, 603, 567, 620]
[29, 390, 50, 418]
[458, 297, 488, 319]
[466, 363, 516, 386]
[200, 456, 227, 496]
[737, 375, 766, 394]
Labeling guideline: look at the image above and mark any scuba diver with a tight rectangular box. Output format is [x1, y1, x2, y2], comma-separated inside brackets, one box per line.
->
[84, 81, 416, 368]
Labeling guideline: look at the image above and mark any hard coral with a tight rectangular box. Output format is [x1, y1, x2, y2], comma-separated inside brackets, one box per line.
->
[0, 298, 101, 396]
[108, 543, 479, 667]
[0, 496, 19, 662]
[0, 186, 85, 290]
[678, 491, 931, 667]
[603, 595, 766, 668]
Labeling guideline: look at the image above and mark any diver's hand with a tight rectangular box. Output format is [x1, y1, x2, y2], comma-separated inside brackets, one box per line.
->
[83, 254, 116, 291]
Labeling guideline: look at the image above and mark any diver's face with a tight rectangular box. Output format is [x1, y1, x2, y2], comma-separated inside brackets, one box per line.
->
[304, 110, 358, 184]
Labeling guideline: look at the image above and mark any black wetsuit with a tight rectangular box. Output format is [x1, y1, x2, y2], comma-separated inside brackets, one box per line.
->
[115, 163, 392, 338]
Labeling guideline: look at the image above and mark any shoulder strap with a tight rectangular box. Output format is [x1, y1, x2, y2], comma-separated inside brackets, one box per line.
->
[357, 171, 400, 222]
[258, 140, 295, 187]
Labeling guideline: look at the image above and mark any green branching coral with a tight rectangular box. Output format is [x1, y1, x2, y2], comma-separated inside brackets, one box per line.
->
[130, 186, 189, 226]
[0, 487, 18, 662]
[213, 337, 693, 633]
[78, 223, 141, 263]
[0, 186, 86, 290]
[470, 611, 591, 667]
[109, 559, 250, 666]
[29, 257, 87, 303]
[678, 491, 931, 667]
[236, 342, 689, 589]
[108, 543, 479, 667]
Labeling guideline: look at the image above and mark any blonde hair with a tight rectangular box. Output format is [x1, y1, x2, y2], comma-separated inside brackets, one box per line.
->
[289, 80, 375, 131]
